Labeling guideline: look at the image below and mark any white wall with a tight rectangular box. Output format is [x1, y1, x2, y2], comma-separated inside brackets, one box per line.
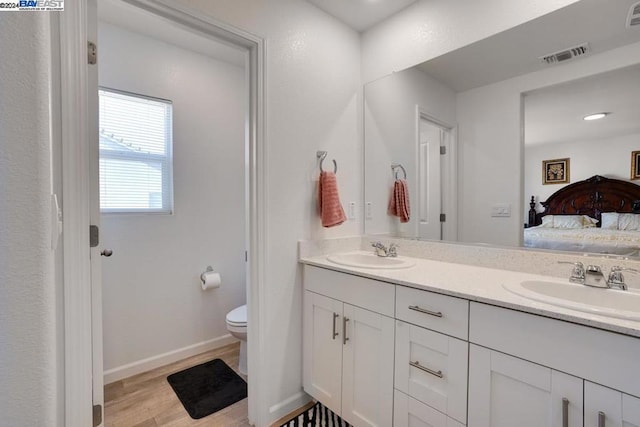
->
[525, 133, 640, 218]
[361, 0, 581, 83]
[173, 1, 363, 423]
[98, 22, 246, 377]
[0, 13, 57, 426]
[364, 67, 456, 237]
[457, 41, 640, 247]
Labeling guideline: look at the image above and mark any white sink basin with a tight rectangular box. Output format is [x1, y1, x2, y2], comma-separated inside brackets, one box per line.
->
[326, 252, 416, 269]
[503, 280, 640, 321]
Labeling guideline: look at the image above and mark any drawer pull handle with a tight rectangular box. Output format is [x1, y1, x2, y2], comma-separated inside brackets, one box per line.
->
[332, 313, 339, 340]
[598, 411, 605, 427]
[409, 361, 443, 378]
[562, 398, 569, 427]
[408, 305, 443, 318]
[343, 317, 349, 345]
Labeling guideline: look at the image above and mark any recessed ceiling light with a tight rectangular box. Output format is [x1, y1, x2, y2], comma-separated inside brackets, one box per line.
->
[583, 112, 609, 121]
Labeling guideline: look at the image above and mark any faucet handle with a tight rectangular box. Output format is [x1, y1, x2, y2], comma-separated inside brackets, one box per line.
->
[607, 266, 640, 290]
[557, 261, 585, 283]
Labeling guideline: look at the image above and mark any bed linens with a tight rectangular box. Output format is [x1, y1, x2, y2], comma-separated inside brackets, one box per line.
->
[524, 226, 640, 256]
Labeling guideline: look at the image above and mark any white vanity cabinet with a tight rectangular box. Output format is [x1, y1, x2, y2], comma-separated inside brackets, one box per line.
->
[468, 302, 640, 427]
[303, 266, 395, 427]
[468, 345, 583, 427]
[585, 382, 640, 427]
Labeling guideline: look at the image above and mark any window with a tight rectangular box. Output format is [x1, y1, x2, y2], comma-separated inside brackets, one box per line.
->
[99, 88, 173, 214]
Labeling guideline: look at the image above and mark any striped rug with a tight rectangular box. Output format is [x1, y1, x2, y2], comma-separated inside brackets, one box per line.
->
[279, 402, 351, 427]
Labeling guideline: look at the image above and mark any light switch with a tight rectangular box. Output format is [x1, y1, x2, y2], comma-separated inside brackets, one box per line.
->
[366, 202, 373, 220]
[491, 203, 511, 217]
[348, 202, 356, 220]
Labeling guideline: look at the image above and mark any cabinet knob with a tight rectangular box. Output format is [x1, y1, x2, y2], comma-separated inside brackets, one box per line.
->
[101, 249, 113, 257]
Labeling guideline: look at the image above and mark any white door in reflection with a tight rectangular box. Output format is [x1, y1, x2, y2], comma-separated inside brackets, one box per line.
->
[418, 117, 451, 240]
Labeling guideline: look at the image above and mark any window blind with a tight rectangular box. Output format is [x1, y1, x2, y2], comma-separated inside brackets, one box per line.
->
[99, 88, 173, 214]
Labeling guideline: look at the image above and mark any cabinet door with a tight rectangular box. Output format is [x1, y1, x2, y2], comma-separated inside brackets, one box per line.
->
[468, 345, 583, 427]
[303, 291, 344, 413]
[395, 320, 468, 423]
[585, 382, 640, 427]
[394, 390, 465, 427]
[341, 303, 395, 427]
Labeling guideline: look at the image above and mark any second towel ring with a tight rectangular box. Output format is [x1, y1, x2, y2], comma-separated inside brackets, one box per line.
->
[391, 163, 407, 180]
[317, 151, 338, 174]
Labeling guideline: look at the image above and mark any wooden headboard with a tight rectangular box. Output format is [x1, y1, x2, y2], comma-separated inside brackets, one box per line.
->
[528, 175, 640, 226]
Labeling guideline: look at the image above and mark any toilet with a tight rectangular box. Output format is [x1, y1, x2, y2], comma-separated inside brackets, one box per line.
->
[226, 304, 247, 375]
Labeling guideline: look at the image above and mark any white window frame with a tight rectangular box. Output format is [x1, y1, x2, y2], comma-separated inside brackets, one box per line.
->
[98, 87, 174, 214]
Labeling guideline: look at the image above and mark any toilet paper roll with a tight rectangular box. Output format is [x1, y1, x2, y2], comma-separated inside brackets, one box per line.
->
[200, 271, 222, 290]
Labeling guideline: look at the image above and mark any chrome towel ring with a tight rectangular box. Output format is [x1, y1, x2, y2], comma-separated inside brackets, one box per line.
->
[391, 163, 407, 180]
[317, 151, 338, 174]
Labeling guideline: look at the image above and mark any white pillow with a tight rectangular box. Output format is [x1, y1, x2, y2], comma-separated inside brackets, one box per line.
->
[600, 212, 619, 230]
[618, 213, 640, 231]
[540, 214, 598, 229]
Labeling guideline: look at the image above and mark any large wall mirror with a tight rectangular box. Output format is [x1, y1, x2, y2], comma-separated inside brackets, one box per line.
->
[364, 0, 640, 257]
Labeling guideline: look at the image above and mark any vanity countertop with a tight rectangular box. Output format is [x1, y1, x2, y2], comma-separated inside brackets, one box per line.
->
[300, 251, 640, 338]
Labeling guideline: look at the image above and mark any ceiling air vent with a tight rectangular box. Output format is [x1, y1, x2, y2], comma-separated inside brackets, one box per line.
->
[627, 1, 640, 27]
[539, 43, 590, 65]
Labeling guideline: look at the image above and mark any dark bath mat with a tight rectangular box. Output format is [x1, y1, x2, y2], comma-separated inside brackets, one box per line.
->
[167, 358, 247, 419]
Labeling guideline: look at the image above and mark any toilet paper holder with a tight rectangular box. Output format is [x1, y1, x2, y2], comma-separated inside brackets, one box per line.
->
[200, 265, 214, 283]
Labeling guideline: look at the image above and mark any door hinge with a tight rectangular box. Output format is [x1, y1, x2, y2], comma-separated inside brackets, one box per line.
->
[440, 146, 446, 155]
[89, 225, 99, 248]
[88, 41, 97, 65]
[440, 213, 446, 222]
[245, 251, 248, 262]
[93, 404, 102, 427]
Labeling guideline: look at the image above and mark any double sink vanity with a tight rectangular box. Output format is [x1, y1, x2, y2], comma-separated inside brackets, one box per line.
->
[299, 239, 640, 427]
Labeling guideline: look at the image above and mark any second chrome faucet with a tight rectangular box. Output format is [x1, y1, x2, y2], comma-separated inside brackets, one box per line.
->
[558, 261, 638, 290]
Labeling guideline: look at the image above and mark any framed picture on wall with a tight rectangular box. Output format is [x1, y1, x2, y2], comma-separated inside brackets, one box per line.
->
[631, 151, 640, 180]
[542, 158, 570, 185]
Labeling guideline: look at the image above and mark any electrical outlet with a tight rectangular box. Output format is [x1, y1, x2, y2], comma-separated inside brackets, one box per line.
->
[366, 202, 373, 220]
[348, 202, 356, 220]
[491, 203, 511, 217]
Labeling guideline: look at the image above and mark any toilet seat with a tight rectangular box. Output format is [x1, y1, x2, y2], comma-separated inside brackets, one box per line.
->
[226, 304, 247, 327]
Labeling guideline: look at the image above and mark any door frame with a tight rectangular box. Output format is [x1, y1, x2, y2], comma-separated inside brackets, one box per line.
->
[59, 1, 267, 425]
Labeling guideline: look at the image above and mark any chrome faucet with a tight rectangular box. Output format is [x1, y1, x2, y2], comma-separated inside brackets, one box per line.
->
[370, 241, 398, 257]
[559, 262, 637, 291]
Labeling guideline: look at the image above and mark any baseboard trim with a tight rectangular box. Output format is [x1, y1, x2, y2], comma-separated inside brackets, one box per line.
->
[103, 334, 238, 384]
[269, 391, 311, 424]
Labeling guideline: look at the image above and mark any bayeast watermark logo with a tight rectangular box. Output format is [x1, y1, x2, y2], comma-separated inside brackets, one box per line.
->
[0, 0, 64, 11]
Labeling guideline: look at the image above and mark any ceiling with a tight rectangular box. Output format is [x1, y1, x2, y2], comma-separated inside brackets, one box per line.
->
[525, 63, 640, 146]
[306, 0, 418, 32]
[98, 0, 246, 67]
[418, 0, 640, 92]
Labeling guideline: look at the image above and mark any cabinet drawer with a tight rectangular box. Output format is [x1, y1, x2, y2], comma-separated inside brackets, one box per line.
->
[396, 286, 469, 339]
[395, 320, 468, 424]
[304, 265, 395, 317]
[394, 390, 465, 427]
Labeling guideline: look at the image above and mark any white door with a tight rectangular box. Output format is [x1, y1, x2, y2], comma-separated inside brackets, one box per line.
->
[303, 291, 344, 413]
[468, 345, 583, 427]
[88, 0, 104, 425]
[418, 119, 442, 240]
[341, 304, 394, 427]
[585, 382, 640, 427]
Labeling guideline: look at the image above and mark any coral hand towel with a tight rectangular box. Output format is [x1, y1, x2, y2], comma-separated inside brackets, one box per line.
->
[318, 171, 347, 228]
[388, 179, 410, 223]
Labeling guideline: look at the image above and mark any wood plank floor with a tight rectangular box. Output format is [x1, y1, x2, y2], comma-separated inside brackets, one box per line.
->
[104, 342, 249, 427]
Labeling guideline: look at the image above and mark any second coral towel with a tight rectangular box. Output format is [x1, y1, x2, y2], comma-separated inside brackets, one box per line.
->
[389, 179, 410, 223]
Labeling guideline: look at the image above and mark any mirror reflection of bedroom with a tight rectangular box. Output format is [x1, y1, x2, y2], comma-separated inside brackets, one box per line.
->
[523, 63, 640, 257]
